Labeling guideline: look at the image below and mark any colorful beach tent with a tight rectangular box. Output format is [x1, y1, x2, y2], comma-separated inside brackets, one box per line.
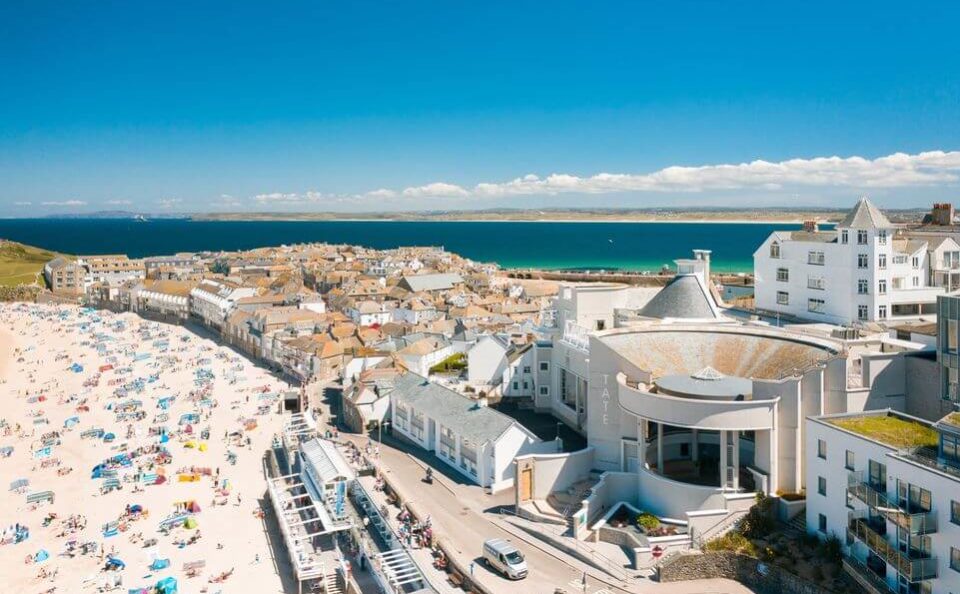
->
[155, 577, 178, 594]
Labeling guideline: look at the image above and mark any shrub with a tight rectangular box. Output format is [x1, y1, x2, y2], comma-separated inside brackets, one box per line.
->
[704, 532, 758, 556]
[818, 534, 842, 562]
[636, 512, 660, 531]
[810, 565, 824, 582]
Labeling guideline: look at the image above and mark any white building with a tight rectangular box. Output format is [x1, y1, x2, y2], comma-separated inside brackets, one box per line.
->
[389, 372, 555, 492]
[754, 197, 954, 325]
[189, 279, 257, 331]
[806, 410, 960, 594]
[346, 300, 392, 327]
[467, 335, 535, 399]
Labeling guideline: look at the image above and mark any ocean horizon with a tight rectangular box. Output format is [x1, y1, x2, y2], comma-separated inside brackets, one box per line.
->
[0, 218, 822, 273]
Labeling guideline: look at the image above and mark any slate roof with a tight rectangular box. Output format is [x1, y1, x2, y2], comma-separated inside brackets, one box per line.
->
[639, 274, 719, 319]
[391, 372, 530, 445]
[837, 196, 893, 230]
[400, 273, 464, 292]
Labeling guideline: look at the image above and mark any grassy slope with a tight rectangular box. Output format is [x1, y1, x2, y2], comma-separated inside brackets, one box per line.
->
[0, 241, 63, 287]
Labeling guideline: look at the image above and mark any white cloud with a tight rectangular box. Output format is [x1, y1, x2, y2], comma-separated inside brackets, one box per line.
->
[157, 197, 183, 208]
[245, 150, 960, 209]
[400, 182, 470, 198]
[364, 188, 398, 199]
[42, 200, 87, 206]
[14, 201, 31, 206]
[105, 199, 132, 205]
[465, 150, 960, 197]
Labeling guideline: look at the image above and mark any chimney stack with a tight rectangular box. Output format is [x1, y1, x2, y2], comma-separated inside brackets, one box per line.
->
[802, 220, 819, 233]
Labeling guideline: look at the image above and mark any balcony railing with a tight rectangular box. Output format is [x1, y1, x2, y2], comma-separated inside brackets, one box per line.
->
[842, 557, 894, 594]
[847, 517, 937, 582]
[847, 472, 937, 535]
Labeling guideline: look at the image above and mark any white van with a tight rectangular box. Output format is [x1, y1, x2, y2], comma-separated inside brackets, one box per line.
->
[482, 538, 527, 580]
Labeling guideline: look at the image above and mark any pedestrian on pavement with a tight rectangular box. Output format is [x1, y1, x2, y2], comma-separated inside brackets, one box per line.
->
[470, 561, 475, 577]
[254, 553, 260, 564]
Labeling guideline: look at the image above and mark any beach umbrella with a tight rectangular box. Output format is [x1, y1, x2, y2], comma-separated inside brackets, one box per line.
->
[34, 549, 49, 563]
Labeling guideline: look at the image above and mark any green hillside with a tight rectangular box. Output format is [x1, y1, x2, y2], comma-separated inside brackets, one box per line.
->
[0, 241, 63, 287]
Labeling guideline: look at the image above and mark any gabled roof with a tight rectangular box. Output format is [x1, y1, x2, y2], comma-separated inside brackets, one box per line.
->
[390, 372, 535, 445]
[837, 196, 893, 230]
[639, 274, 720, 320]
[399, 272, 464, 292]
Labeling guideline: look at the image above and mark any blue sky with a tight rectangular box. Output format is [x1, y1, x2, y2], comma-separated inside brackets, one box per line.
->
[1, 1, 959, 215]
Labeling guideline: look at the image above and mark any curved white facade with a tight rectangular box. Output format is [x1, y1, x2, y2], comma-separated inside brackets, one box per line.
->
[617, 373, 777, 431]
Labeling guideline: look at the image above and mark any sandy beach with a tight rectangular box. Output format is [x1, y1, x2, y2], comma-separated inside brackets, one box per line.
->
[0, 303, 293, 594]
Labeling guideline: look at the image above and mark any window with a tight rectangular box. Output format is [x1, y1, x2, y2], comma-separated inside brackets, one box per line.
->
[595, 320, 605, 331]
[878, 280, 887, 295]
[913, 276, 919, 287]
[818, 476, 827, 496]
[522, 366, 531, 374]
[857, 279, 869, 294]
[858, 254, 869, 269]
[845, 450, 855, 471]
[818, 513, 827, 533]
[841, 230, 848, 244]
[912, 256, 920, 268]
[512, 382, 519, 390]
[817, 439, 827, 459]
[878, 305, 887, 319]
[952, 547, 960, 573]
[539, 361, 549, 372]
[858, 305, 868, 321]
[868, 460, 886, 490]
[949, 319, 958, 352]
[879, 254, 887, 269]
[808, 298, 825, 313]
[858, 230, 868, 245]
[808, 276, 825, 290]
[522, 381, 528, 389]
[952, 500, 960, 526]
[879, 230, 887, 245]
[942, 433, 960, 466]
[770, 242, 781, 258]
[808, 251, 825, 266]
[776, 268, 789, 282]
[538, 386, 549, 396]
[776, 291, 789, 305]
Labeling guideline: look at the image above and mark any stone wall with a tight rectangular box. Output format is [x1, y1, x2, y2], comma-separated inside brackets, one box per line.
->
[659, 552, 836, 594]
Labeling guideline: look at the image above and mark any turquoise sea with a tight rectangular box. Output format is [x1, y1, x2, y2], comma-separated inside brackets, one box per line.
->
[0, 218, 819, 273]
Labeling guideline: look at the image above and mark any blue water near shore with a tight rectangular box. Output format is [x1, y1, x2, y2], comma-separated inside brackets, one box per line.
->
[0, 218, 818, 273]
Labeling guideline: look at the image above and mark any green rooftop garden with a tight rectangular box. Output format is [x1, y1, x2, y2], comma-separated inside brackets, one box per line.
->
[828, 415, 939, 450]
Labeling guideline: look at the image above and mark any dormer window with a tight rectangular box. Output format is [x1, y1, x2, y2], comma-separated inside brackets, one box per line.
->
[770, 242, 781, 259]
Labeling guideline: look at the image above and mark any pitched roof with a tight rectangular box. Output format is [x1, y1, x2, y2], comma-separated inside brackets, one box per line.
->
[837, 196, 893, 230]
[639, 274, 719, 320]
[390, 372, 532, 445]
[400, 272, 464, 292]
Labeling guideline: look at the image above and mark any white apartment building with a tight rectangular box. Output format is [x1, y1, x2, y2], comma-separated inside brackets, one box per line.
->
[754, 197, 956, 325]
[807, 410, 960, 594]
[189, 279, 257, 331]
